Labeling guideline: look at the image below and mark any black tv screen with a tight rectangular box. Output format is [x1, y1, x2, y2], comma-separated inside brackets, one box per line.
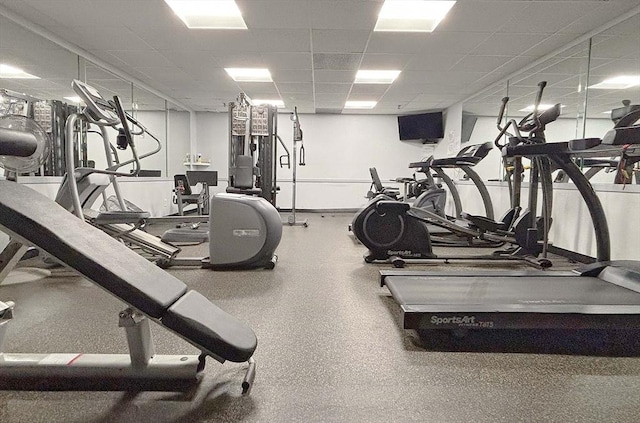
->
[397, 112, 444, 142]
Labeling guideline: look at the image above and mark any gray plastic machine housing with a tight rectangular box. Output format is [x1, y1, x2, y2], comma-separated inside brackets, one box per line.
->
[208, 193, 282, 269]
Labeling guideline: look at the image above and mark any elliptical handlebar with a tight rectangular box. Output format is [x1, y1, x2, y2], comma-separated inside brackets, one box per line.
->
[497, 96, 509, 127]
[112, 95, 141, 177]
[494, 81, 549, 148]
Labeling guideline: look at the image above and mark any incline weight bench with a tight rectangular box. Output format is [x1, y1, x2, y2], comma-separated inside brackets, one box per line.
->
[0, 180, 257, 392]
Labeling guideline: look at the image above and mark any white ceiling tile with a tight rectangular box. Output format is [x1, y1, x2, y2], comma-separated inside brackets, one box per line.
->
[209, 52, 266, 68]
[315, 84, 352, 94]
[309, 0, 382, 30]
[106, 50, 174, 68]
[311, 30, 370, 54]
[0, 0, 637, 114]
[314, 70, 357, 83]
[251, 29, 311, 53]
[236, 82, 279, 97]
[472, 33, 554, 56]
[276, 82, 314, 95]
[271, 69, 314, 83]
[405, 54, 465, 72]
[350, 84, 389, 96]
[261, 53, 313, 70]
[359, 54, 414, 70]
[238, 0, 311, 30]
[366, 32, 432, 55]
[498, 3, 595, 35]
[436, 1, 524, 33]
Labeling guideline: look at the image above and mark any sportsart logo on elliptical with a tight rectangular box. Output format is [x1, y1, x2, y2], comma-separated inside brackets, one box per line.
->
[429, 315, 494, 328]
[431, 315, 475, 325]
[387, 250, 421, 257]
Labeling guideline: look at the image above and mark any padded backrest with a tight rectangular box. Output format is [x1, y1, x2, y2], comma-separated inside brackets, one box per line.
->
[0, 181, 187, 318]
[234, 155, 255, 188]
[187, 170, 218, 186]
[174, 174, 192, 195]
[369, 167, 384, 192]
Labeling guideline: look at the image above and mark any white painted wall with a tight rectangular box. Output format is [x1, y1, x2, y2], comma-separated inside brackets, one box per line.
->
[194, 111, 439, 208]
[2, 108, 637, 261]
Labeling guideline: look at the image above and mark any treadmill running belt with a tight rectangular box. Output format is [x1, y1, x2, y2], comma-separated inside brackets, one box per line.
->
[385, 270, 640, 330]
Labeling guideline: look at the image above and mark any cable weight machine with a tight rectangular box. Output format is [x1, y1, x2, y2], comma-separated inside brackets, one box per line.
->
[227, 93, 283, 206]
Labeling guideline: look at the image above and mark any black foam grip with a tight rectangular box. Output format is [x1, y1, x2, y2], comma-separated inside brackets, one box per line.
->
[0, 127, 38, 157]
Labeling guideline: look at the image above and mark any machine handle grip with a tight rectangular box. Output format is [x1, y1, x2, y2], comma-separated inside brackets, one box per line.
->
[497, 97, 509, 126]
[0, 127, 38, 157]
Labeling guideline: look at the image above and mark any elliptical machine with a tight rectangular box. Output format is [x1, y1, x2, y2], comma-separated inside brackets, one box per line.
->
[58, 80, 282, 270]
[351, 82, 556, 268]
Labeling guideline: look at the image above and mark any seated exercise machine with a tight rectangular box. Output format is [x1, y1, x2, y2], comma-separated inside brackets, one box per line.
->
[366, 167, 402, 200]
[354, 144, 493, 237]
[160, 170, 218, 244]
[173, 171, 218, 216]
[0, 121, 257, 391]
[379, 89, 640, 338]
[58, 80, 282, 270]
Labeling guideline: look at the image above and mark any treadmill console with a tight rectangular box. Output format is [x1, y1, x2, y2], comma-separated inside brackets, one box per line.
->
[71, 79, 119, 124]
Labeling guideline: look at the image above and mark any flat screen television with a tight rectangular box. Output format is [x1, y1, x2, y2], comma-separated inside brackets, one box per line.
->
[397, 112, 444, 142]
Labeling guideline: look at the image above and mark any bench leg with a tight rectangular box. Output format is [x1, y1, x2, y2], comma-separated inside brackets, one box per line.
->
[119, 307, 155, 366]
[0, 239, 29, 285]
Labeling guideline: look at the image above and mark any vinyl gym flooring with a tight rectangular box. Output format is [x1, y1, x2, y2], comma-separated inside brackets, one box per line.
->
[1, 212, 640, 423]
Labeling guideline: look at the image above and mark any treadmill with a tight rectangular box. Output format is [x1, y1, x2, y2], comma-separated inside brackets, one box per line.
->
[380, 107, 640, 333]
[382, 262, 640, 331]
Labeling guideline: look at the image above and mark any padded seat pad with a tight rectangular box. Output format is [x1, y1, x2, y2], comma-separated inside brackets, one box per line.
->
[226, 187, 262, 195]
[0, 181, 186, 318]
[164, 290, 258, 363]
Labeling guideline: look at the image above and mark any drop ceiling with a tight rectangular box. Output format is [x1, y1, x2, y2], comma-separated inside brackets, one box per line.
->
[0, 0, 638, 116]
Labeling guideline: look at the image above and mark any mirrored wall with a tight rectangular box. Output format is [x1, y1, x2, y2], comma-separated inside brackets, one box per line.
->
[0, 14, 178, 178]
[462, 11, 640, 183]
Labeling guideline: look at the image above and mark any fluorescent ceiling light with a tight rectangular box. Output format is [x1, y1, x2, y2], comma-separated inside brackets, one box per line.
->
[355, 70, 401, 84]
[225, 68, 272, 82]
[519, 104, 564, 113]
[375, 0, 456, 32]
[252, 99, 284, 107]
[589, 75, 640, 90]
[64, 96, 83, 104]
[0, 64, 39, 79]
[164, 0, 247, 29]
[345, 101, 377, 109]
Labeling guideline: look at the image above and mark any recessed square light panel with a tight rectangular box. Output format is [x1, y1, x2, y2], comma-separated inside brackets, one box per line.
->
[375, 1, 456, 32]
[164, 0, 247, 29]
[355, 70, 401, 84]
[344, 101, 378, 109]
[0, 64, 39, 79]
[225, 68, 272, 82]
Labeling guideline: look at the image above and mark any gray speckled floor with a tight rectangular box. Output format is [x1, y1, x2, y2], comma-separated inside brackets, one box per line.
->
[1, 212, 640, 423]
